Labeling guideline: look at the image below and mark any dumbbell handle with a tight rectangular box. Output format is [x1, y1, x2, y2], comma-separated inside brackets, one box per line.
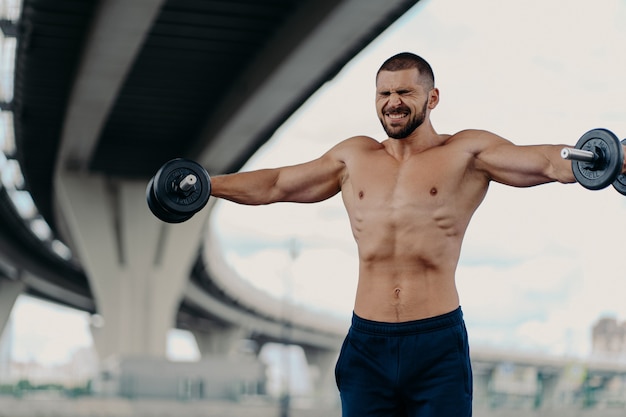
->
[561, 147, 597, 163]
[178, 174, 197, 192]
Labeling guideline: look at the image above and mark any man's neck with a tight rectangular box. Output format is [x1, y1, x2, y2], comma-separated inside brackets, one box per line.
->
[385, 123, 442, 159]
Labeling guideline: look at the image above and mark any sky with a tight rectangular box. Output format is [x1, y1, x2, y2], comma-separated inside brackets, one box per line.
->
[3, 0, 626, 368]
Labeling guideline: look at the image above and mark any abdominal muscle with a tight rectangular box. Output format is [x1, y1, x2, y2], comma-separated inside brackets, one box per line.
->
[353, 247, 462, 323]
[349, 208, 466, 323]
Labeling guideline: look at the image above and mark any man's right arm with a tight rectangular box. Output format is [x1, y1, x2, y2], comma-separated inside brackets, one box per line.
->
[210, 145, 347, 206]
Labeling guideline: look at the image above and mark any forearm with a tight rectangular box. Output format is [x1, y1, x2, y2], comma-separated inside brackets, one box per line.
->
[210, 169, 281, 205]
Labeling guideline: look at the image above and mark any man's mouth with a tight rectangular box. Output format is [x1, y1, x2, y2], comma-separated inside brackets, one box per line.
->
[386, 112, 407, 119]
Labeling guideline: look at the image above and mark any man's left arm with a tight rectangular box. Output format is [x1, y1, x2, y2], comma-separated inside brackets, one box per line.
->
[473, 130, 626, 188]
[471, 130, 575, 187]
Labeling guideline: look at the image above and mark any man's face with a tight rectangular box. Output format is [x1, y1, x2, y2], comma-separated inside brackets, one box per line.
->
[375, 69, 432, 139]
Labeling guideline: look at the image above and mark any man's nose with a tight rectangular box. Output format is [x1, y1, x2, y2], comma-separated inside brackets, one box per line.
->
[389, 92, 402, 105]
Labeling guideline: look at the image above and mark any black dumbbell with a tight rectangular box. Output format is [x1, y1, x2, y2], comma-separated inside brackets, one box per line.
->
[561, 128, 624, 191]
[612, 139, 626, 195]
[146, 158, 211, 223]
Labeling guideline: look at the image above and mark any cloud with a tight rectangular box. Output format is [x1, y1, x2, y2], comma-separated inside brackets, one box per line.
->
[10, 296, 93, 364]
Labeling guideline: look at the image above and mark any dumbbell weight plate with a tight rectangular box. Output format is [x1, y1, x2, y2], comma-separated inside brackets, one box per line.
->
[147, 158, 211, 223]
[612, 139, 626, 195]
[571, 129, 623, 190]
[146, 177, 191, 223]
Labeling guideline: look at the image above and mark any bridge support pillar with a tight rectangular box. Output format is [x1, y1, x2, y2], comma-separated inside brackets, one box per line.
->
[192, 323, 248, 356]
[55, 171, 208, 361]
[0, 279, 24, 339]
[303, 345, 340, 403]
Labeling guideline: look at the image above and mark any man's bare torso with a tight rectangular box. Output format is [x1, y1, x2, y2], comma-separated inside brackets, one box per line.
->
[337, 134, 490, 322]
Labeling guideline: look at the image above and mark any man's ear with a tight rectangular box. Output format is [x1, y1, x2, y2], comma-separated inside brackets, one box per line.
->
[428, 88, 440, 109]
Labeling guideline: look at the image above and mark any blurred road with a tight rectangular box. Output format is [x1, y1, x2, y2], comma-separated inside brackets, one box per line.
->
[0, 396, 625, 417]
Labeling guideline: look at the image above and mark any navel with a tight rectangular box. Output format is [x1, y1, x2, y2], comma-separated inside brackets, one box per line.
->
[393, 289, 403, 321]
[358, 190, 364, 199]
[430, 187, 438, 196]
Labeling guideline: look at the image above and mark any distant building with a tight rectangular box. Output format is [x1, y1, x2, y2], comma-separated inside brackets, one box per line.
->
[592, 317, 626, 356]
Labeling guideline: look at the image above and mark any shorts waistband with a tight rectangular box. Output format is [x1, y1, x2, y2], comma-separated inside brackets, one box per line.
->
[351, 306, 463, 335]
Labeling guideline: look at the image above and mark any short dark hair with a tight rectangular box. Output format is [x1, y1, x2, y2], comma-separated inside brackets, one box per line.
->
[377, 52, 435, 90]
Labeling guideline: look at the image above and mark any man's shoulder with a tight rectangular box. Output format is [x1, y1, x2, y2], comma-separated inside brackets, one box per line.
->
[447, 129, 499, 140]
[333, 135, 383, 152]
[445, 129, 510, 149]
[344, 135, 382, 145]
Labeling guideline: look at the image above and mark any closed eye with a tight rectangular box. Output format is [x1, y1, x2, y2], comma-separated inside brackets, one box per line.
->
[377, 89, 412, 97]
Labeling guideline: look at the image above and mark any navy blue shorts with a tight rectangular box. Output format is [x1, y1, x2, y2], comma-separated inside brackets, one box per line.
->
[335, 307, 472, 417]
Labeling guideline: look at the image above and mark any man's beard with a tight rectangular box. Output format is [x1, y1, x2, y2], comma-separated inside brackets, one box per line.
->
[380, 98, 428, 139]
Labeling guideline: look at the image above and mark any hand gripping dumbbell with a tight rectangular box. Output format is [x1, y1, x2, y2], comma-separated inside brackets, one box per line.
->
[561, 128, 626, 194]
[146, 158, 211, 223]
